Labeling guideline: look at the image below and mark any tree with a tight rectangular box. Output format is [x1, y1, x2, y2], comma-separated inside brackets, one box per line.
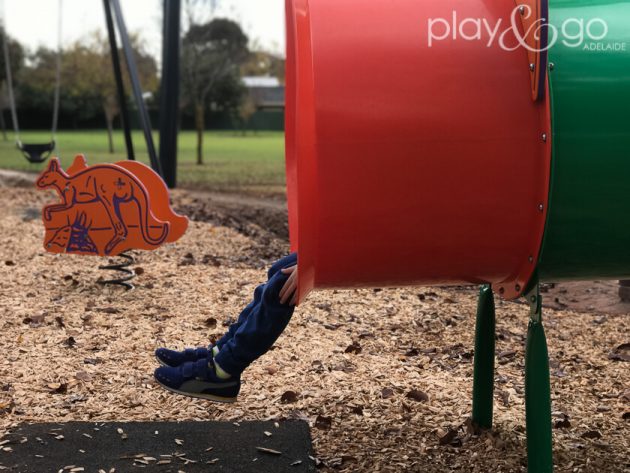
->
[68, 33, 158, 153]
[238, 93, 257, 135]
[181, 18, 249, 164]
[18, 33, 158, 151]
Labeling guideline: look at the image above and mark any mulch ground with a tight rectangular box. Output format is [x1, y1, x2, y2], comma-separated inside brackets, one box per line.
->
[0, 184, 628, 473]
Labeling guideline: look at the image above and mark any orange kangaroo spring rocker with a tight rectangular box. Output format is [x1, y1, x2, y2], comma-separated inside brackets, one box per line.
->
[36, 155, 188, 257]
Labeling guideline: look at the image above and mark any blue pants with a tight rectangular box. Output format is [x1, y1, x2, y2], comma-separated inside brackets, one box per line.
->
[214, 252, 298, 375]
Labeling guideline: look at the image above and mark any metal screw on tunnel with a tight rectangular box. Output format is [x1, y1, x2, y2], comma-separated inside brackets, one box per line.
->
[542, 133, 548, 142]
[519, 5, 526, 15]
[549, 62, 555, 71]
[538, 203, 544, 212]
[529, 63, 536, 72]
[515, 284, 521, 292]
[528, 255, 534, 263]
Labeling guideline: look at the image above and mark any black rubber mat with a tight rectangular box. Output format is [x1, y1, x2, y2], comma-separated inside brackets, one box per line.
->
[0, 420, 315, 472]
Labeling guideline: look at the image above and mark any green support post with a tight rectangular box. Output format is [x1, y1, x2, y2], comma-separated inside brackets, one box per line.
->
[524, 284, 553, 473]
[472, 284, 496, 429]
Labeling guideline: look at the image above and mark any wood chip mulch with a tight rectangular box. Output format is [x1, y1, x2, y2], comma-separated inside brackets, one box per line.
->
[0, 186, 628, 472]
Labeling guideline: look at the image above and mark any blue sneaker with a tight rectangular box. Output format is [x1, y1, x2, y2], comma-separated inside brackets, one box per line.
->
[154, 358, 240, 403]
[155, 345, 214, 368]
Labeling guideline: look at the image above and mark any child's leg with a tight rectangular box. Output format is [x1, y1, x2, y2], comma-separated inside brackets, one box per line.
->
[215, 253, 297, 350]
[214, 253, 298, 376]
[214, 284, 264, 351]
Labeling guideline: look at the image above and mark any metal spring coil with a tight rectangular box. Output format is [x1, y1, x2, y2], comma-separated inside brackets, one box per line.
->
[97, 252, 135, 290]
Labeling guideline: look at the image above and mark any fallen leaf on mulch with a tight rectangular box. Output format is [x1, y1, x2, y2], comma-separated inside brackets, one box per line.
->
[381, 388, 395, 399]
[47, 383, 67, 394]
[581, 430, 602, 440]
[179, 253, 196, 266]
[438, 428, 459, 446]
[498, 350, 517, 364]
[23, 314, 46, 326]
[344, 341, 362, 354]
[499, 390, 511, 407]
[608, 343, 630, 362]
[323, 323, 342, 331]
[75, 371, 92, 382]
[554, 413, 571, 429]
[96, 307, 120, 315]
[202, 254, 221, 266]
[314, 415, 332, 430]
[406, 390, 429, 402]
[280, 391, 299, 404]
[0, 401, 14, 414]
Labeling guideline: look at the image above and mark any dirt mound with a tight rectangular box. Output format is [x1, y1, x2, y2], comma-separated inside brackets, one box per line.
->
[172, 190, 289, 268]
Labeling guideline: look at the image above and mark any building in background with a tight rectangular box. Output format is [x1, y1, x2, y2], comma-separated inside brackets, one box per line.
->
[241, 76, 285, 131]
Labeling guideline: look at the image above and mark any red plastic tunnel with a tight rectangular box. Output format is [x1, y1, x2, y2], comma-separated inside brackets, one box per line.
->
[285, 0, 551, 302]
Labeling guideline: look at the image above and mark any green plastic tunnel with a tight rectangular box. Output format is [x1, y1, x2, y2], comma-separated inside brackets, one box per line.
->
[538, 0, 630, 282]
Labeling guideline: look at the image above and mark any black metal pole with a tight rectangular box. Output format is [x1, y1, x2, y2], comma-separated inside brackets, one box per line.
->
[109, 0, 163, 177]
[159, 0, 181, 188]
[103, 0, 134, 160]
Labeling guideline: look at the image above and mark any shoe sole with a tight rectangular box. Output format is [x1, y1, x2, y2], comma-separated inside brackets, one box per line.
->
[155, 355, 169, 367]
[154, 378, 238, 404]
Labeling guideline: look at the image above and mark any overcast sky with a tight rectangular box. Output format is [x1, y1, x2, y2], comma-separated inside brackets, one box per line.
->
[2, 0, 285, 61]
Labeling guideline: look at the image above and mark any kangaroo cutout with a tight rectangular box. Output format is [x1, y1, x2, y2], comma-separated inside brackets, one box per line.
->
[36, 155, 188, 256]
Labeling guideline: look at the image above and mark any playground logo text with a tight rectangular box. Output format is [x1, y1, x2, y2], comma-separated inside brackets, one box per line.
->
[427, 6, 627, 53]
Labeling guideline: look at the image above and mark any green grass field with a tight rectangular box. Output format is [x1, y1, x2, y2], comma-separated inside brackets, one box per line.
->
[0, 130, 286, 194]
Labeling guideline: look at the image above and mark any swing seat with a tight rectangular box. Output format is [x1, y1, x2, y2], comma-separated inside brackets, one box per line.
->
[18, 141, 56, 164]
